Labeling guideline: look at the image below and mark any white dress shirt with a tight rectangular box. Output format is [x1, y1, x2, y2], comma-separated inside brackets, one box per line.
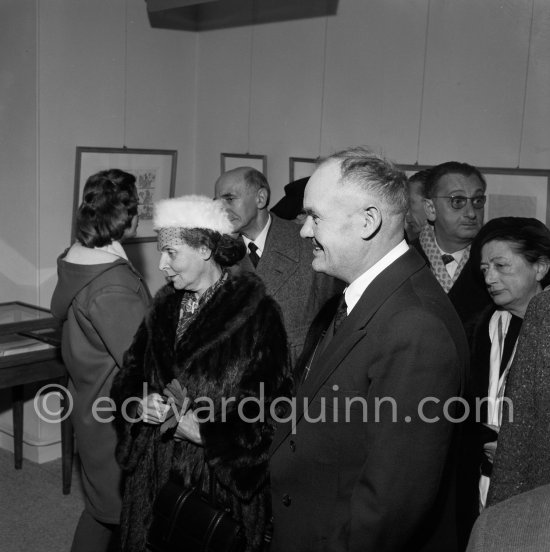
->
[436, 240, 467, 279]
[242, 215, 272, 258]
[344, 240, 410, 314]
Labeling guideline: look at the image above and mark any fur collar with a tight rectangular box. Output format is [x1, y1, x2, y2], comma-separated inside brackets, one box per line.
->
[147, 270, 273, 386]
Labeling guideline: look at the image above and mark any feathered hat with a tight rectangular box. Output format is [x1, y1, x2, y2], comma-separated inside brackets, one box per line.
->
[153, 195, 233, 234]
[154, 195, 234, 248]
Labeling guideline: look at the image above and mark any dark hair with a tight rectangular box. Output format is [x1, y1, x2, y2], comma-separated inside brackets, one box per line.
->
[179, 228, 246, 267]
[76, 169, 138, 247]
[408, 168, 432, 198]
[425, 161, 486, 199]
[471, 216, 550, 288]
[244, 168, 271, 206]
[324, 146, 408, 215]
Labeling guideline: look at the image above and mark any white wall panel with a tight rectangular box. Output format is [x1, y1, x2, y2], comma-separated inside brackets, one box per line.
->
[321, 0, 429, 163]
[520, 0, 550, 168]
[419, 0, 531, 166]
[195, 26, 254, 197]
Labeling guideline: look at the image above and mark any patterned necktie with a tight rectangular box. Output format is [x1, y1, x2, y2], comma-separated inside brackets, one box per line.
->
[333, 296, 348, 335]
[441, 253, 455, 265]
[248, 242, 260, 268]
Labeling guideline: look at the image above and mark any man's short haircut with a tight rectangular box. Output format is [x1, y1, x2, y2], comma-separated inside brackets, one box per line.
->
[425, 161, 487, 199]
[323, 146, 409, 216]
[408, 168, 432, 198]
[244, 168, 271, 207]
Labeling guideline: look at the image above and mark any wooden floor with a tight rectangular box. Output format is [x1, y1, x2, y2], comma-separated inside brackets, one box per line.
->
[0, 447, 84, 552]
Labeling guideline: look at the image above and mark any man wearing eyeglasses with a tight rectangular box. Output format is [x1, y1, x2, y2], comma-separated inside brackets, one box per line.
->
[412, 161, 491, 323]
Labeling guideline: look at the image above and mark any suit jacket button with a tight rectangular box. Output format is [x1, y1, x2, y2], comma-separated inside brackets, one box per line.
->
[289, 440, 296, 452]
[282, 494, 291, 507]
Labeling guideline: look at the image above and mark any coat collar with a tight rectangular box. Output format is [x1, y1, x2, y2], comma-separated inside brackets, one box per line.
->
[255, 215, 301, 296]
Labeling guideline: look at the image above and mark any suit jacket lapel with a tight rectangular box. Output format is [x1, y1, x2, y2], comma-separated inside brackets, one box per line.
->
[271, 247, 427, 452]
[257, 216, 300, 296]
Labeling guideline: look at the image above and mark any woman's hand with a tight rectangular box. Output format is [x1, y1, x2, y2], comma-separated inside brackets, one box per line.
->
[174, 409, 202, 444]
[137, 393, 169, 425]
[160, 379, 202, 444]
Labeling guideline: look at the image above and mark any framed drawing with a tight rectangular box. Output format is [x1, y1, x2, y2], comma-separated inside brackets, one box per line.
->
[289, 157, 317, 181]
[399, 164, 550, 226]
[220, 153, 267, 175]
[74, 147, 177, 243]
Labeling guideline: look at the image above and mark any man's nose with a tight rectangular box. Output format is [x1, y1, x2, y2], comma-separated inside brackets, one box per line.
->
[300, 217, 313, 238]
[463, 200, 476, 218]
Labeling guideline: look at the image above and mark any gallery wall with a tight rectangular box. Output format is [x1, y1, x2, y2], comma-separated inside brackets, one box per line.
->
[195, 0, 550, 206]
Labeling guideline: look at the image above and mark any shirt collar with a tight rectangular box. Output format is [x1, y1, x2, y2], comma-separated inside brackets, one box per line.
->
[242, 215, 271, 257]
[344, 240, 409, 314]
[435, 238, 467, 264]
[94, 240, 128, 260]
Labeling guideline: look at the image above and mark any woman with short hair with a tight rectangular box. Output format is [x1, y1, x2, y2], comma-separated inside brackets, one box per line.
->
[111, 195, 292, 552]
[457, 216, 550, 548]
[51, 169, 151, 551]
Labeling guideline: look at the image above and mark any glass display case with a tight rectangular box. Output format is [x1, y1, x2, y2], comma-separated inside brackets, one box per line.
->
[0, 302, 60, 362]
[0, 301, 71, 493]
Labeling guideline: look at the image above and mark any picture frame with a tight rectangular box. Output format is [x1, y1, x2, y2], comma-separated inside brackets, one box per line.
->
[74, 147, 178, 243]
[289, 156, 318, 181]
[220, 153, 267, 175]
[399, 164, 550, 226]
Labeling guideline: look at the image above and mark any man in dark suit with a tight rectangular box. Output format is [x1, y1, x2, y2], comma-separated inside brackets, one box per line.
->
[466, 484, 550, 552]
[411, 161, 491, 323]
[214, 166, 341, 365]
[269, 146, 469, 552]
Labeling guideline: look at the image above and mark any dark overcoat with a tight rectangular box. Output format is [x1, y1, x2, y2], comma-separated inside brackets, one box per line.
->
[488, 290, 550, 506]
[111, 271, 292, 552]
[270, 248, 469, 552]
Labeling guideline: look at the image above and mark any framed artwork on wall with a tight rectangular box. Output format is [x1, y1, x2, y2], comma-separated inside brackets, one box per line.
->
[73, 147, 177, 243]
[220, 153, 267, 175]
[399, 164, 550, 226]
[289, 156, 317, 181]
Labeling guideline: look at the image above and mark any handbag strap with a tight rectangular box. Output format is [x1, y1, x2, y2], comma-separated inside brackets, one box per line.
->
[195, 458, 218, 506]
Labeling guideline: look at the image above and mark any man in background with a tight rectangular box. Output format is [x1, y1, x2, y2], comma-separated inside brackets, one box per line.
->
[215, 166, 342, 366]
[405, 168, 431, 242]
[412, 161, 491, 323]
[270, 147, 468, 552]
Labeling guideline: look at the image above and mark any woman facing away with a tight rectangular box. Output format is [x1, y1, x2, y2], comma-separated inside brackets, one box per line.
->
[457, 216, 550, 548]
[50, 169, 152, 551]
[111, 195, 292, 552]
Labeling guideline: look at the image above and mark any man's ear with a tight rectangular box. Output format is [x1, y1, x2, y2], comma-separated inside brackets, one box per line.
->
[256, 187, 269, 209]
[359, 206, 382, 240]
[424, 198, 436, 222]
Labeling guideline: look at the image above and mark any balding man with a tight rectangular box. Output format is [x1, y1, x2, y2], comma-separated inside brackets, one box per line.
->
[269, 147, 468, 552]
[215, 167, 342, 367]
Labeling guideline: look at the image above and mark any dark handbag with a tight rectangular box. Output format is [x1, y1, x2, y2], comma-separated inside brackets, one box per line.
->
[147, 462, 246, 552]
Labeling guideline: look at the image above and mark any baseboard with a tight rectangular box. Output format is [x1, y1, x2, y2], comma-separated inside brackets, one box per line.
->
[0, 427, 61, 464]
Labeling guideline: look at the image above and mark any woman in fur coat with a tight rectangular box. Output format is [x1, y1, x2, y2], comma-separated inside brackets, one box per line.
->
[111, 195, 292, 552]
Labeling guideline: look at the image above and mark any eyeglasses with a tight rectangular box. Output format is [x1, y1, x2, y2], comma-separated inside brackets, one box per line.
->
[432, 195, 486, 210]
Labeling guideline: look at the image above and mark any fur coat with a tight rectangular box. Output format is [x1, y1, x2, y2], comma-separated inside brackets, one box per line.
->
[111, 270, 292, 552]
